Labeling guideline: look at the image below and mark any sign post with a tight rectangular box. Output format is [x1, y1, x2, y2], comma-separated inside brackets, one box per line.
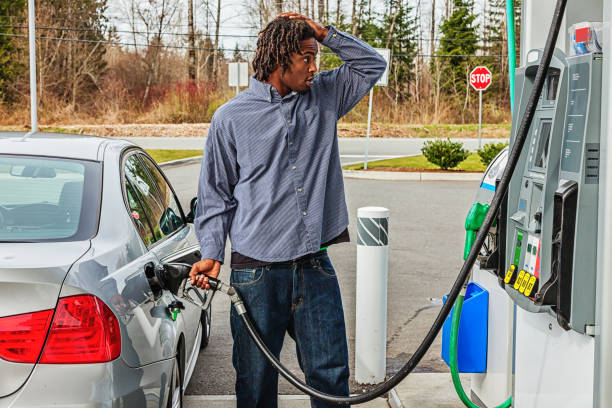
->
[228, 62, 249, 96]
[470, 66, 492, 149]
[27, 0, 37, 136]
[364, 48, 390, 170]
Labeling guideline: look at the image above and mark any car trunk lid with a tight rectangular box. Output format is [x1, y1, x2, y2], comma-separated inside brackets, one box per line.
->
[0, 241, 90, 397]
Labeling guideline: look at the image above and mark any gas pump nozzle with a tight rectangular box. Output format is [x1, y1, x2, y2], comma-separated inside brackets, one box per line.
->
[463, 202, 490, 260]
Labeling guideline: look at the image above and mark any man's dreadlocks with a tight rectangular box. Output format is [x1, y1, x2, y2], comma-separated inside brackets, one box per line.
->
[252, 17, 315, 82]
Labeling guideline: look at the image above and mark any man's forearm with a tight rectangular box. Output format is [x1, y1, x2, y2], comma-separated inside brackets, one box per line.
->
[321, 26, 387, 80]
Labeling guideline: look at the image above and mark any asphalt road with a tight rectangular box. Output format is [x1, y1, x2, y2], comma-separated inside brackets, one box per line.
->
[163, 161, 480, 395]
[129, 136, 506, 166]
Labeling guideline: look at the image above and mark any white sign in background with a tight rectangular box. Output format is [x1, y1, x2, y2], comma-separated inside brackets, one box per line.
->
[228, 62, 249, 87]
[374, 48, 391, 86]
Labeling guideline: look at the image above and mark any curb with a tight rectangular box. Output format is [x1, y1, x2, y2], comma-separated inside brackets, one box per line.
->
[159, 156, 202, 168]
[158, 157, 484, 181]
[388, 389, 404, 408]
[342, 170, 483, 181]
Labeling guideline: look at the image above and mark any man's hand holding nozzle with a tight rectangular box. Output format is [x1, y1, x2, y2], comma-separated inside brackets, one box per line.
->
[189, 259, 221, 290]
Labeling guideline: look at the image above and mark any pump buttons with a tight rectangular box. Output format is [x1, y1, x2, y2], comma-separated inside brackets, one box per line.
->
[504, 265, 518, 285]
[509, 269, 539, 298]
[514, 270, 526, 290]
[524, 275, 539, 297]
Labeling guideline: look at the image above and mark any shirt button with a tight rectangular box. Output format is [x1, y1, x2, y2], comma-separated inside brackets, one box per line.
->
[289, 142, 293, 146]
[303, 211, 307, 216]
[297, 188, 302, 192]
[292, 166, 297, 170]
[287, 119, 291, 124]
[332, 33, 337, 38]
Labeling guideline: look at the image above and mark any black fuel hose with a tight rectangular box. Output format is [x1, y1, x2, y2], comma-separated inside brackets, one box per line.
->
[207, 1, 568, 403]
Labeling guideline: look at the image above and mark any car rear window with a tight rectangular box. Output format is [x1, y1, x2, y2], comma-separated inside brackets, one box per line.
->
[0, 155, 101, 242]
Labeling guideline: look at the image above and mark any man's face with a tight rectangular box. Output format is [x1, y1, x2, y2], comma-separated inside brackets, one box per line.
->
[280, 37, 318, 93]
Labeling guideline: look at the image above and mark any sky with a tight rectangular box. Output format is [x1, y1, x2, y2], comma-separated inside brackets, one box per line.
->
[104, 0, 492, 57]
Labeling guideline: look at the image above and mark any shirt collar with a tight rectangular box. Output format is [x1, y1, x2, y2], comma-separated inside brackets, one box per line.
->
[249, 76, 274, 102]
[249, 76, 298, 102]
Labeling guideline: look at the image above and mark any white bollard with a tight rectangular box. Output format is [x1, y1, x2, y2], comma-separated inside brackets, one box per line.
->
[355, 206, 389, 384]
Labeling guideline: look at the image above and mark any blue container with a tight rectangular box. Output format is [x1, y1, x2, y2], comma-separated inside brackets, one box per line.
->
[441, 282, 488, 373]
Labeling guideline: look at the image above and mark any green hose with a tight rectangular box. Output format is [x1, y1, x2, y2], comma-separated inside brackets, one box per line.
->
[450, 295, 513, 408]
[506, 0, 517, 112]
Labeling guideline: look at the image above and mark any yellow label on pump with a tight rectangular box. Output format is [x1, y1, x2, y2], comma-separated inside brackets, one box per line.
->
[504, 265, 516, 284]
[525, 276, 538, 297]
[519, 272, 531, 293]
[514, 270, 526, 290]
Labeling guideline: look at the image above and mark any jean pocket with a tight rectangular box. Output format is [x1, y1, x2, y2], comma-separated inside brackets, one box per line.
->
[312, 255, 337, 278]
[231, 266, 267, 287]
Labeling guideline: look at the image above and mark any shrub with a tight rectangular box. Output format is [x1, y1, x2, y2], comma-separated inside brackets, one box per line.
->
[421, 138, 469, 170]
[477, 142, 509, 167]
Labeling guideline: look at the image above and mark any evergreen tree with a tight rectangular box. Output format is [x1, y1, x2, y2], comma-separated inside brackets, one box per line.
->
[381, 0, 418, 100]
[481, 0, 507, 103]
[436, 0, 478, 98]
[0, 0, 26, 104]
[232, 44, 245, 62]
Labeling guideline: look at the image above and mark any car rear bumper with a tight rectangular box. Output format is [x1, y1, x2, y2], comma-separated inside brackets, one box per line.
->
[0, 357, 174, 407]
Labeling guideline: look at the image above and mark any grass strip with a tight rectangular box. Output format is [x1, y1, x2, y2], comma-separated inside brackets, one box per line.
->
[343, 153, 486, 172]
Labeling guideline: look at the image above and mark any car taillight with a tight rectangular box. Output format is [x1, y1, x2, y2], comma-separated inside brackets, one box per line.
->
[39, 295, 121, 364]
[0, 309, 54, 363]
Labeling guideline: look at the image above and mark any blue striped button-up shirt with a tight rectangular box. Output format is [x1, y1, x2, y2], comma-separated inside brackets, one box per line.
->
[195, 26, 387, 263]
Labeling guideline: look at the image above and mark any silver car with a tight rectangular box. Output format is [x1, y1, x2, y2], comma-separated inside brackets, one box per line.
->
[0, 132, 210, 407]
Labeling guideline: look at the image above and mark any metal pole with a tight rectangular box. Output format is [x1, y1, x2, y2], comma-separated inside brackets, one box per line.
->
[364, 88, 374, 170]
[506, 0, 517, 113]
[28, 0, 37, 135]
[478, 90, 483, 149]
[355, 206, 389, 384]
[236, 65, 240, 96]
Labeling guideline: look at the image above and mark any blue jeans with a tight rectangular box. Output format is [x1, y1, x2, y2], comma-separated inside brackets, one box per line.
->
[230, 250, 350, 408]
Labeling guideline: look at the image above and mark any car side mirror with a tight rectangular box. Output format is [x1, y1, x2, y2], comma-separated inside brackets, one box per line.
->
[186, 197, 197, 223]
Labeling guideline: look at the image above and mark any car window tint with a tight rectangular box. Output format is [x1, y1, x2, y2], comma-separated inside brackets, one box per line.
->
[136, 154, 185, 236]
[124, 154, 167, 244]
[125, 182, 155, 246]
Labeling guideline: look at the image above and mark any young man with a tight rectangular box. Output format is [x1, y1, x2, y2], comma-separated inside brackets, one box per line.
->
[190, 13, 386, 407]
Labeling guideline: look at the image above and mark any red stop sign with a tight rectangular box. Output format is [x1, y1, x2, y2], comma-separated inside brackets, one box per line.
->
[470, 66, 492, 91]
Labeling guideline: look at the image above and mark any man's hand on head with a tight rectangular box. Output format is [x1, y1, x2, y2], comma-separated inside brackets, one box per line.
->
[277, 12, 329, 42]
[189, 258, 221, 290]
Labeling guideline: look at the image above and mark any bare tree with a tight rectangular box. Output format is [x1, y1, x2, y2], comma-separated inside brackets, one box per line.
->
[351, 0, 357, 34]
[212, 0, 221, 80]
[188, 0, 197, 80]
[430, 0, 436, 55]
[122, 0, 181, 104]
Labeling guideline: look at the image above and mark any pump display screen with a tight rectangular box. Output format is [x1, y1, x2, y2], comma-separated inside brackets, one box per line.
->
[534, 121, 552, 169]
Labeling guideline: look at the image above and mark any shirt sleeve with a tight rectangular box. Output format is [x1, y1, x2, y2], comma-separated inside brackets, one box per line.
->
[194, 117, 238, 263]
[317, 26, 387, 119]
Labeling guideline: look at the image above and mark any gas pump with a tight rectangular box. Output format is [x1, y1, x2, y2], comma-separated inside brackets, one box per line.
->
[464, 9, 604, 407]
[167, 1, 612, 406]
